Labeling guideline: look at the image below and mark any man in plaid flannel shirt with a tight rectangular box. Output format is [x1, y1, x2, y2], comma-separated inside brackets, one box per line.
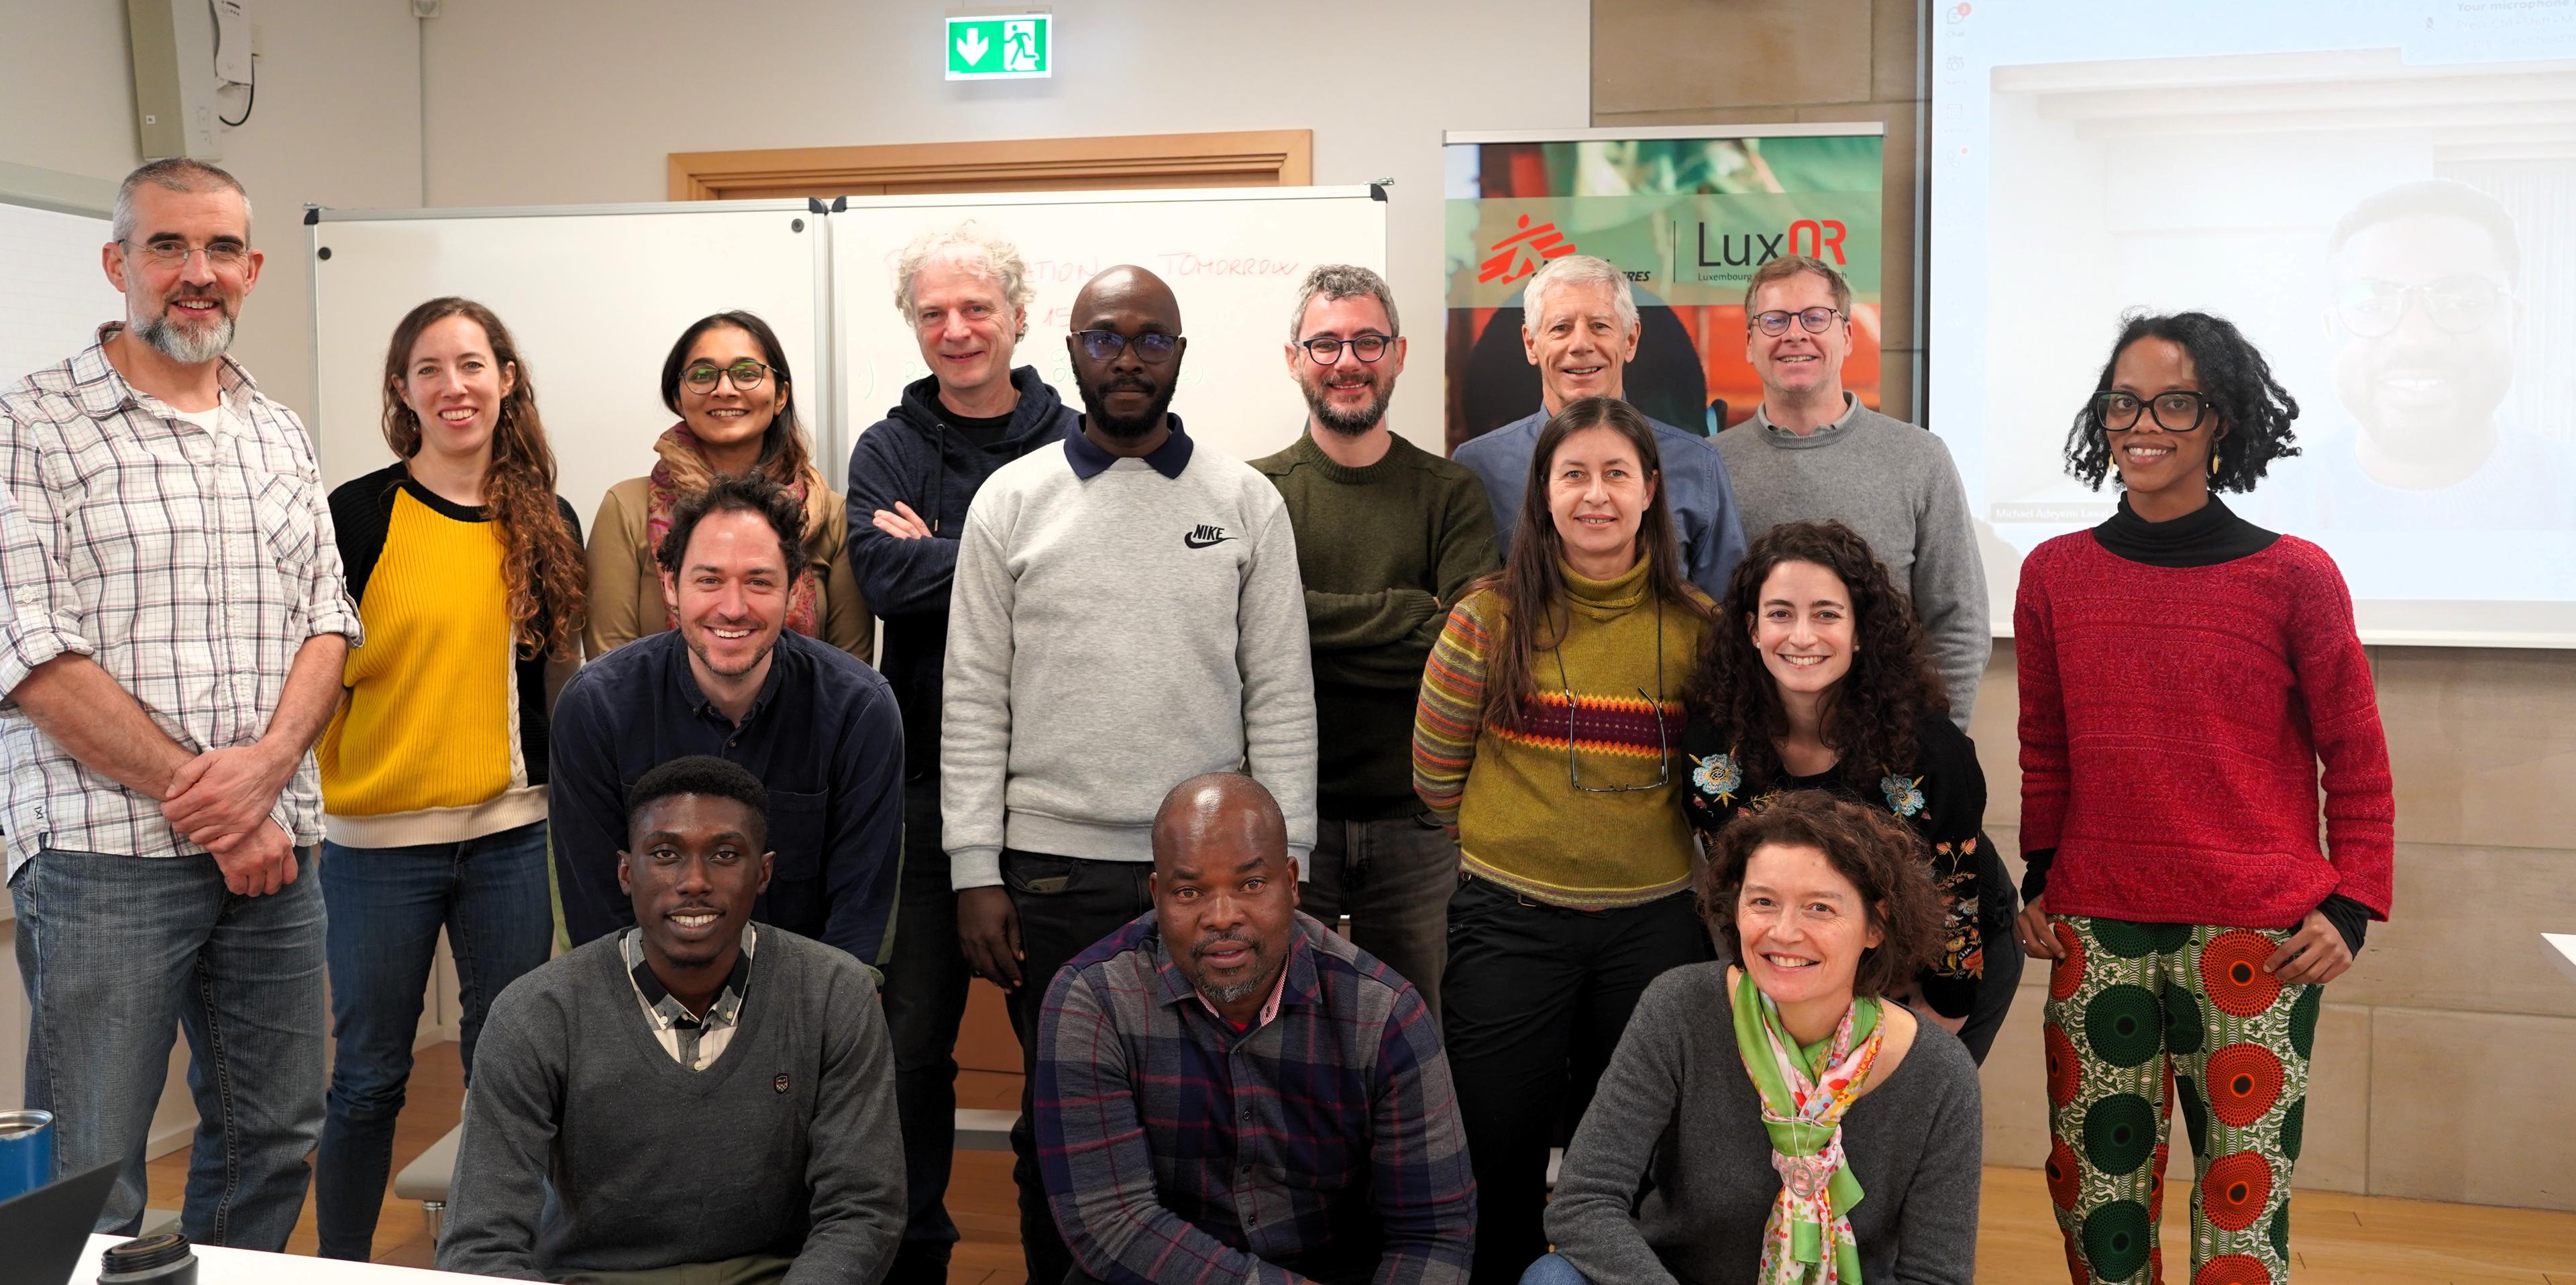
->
[0, 160, 360, 1245]
[1034, 773, 1474, 1285]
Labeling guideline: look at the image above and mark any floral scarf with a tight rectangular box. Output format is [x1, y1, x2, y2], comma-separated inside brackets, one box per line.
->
[643, 423, 827, 637]
[1733, 967, 1886, 1284]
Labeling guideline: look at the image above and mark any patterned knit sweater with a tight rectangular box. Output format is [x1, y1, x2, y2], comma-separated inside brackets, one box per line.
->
[2014, 520, 2394, 929]
[1413, 555, 1707, 907]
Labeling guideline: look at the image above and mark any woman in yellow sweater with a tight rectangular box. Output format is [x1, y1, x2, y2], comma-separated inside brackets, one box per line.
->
[1413, 396, 1719, 1284]
[314, 298, 586, 1260]
[582, 310, 871, 661]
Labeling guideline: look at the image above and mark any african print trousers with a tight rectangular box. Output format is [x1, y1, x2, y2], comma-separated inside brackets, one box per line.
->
[2042, 915, 2322, 1285]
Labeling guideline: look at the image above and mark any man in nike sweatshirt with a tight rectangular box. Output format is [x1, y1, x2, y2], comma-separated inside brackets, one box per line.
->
[843, 221, 1075, 1284]
[941, 263, 1318, 1285]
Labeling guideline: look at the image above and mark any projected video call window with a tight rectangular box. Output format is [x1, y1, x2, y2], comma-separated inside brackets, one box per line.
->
[1929, 1, 2576, 645]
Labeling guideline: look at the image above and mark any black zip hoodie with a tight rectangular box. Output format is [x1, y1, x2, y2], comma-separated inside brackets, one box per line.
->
[843, 366, 1075, 783]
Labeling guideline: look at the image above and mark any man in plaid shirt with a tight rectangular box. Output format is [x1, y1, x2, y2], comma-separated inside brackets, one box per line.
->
[1035, 773, 1474, 1284]
[0, 160, 360, 1245]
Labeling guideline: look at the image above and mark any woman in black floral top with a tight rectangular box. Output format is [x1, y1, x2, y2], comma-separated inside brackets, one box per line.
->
[1680, 520, 2023, 1061]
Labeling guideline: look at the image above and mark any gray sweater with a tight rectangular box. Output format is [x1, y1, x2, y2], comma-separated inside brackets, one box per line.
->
[1715, 400, 1990, 723]
[939, 429, 1318, 888]
[437, 930, 905, 1283]
[1544, 963, 1981, 1285]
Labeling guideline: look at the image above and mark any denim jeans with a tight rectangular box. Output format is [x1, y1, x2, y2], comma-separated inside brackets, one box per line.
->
[879, 783, 971, 1284]
[313, 820, 553, 1260]
[1299, 812, 1462, 1027]
[1517, 1254, 1592, 1285]
[9, 845, 327, 1247]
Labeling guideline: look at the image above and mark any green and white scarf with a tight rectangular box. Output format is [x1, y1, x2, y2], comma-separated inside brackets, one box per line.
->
[1732, 968, 1886, 1284]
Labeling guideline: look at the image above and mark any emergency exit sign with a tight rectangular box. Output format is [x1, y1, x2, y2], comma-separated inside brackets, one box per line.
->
[947, 14, 1052, 80]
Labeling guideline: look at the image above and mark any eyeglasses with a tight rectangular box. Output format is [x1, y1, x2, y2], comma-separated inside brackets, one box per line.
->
[682, 359, 773, 393]
[2093, 390, 2210, 434]
[124, 239, 249, 272]
[1073, 329, 1181, 364]
[2334, 275, 2508, 338]
[1554, 596, 1670, 793]
[1750, 307, 1843, 337]
[1296, 333, 1397, 365]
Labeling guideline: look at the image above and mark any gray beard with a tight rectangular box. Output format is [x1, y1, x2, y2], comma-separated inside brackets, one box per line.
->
[1304, 381, 1387, 436]
[136, 311, 234, 365]
[1195, 974, 1267, 1004]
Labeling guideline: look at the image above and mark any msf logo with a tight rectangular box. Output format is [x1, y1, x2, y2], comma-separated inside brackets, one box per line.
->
[1183, 524, 1236, 549]
[1479, 214, 1577, 284]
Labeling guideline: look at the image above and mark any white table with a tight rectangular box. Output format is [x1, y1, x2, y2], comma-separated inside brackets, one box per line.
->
[80, 1235, 488, 1282]
[2547, 933, 2576, 987]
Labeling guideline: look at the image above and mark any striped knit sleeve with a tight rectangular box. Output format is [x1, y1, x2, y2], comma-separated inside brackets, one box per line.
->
[1413, 595, 1495, 824]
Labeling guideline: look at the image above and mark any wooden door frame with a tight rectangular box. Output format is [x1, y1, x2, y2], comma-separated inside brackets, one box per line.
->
[667, 129, 1312, 200]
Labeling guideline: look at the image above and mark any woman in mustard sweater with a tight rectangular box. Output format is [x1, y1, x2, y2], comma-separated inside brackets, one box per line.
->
[313, 298, 586, 1260]
[1413, 396, 1717, 1284]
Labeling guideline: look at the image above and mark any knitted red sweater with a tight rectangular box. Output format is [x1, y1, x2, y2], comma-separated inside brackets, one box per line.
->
[2015, 531, 2394, 929]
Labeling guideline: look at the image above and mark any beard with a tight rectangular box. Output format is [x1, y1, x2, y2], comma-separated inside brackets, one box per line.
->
[684, 626, 777, 679]
[1188, 933, 1273, 1004]
[1079, 372, 1177, 441]
[135, 296, 235, 365]
[1301, 372, 1391, 436]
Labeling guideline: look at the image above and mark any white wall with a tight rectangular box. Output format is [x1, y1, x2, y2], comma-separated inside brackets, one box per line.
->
[415, 0, 1591, 457]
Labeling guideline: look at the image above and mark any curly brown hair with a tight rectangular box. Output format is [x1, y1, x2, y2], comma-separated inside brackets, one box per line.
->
[1699, 789, 1944, 997]
[380, 297, 586, 661]
[1682, 520, 1944, 789]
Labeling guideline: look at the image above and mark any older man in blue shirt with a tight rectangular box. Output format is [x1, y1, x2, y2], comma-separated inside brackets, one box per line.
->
[1452, 254, 1746, 599]
[550, 472, 904, 968]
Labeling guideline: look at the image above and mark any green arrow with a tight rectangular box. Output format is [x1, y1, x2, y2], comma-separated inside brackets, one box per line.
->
[956, 26, 990, 68]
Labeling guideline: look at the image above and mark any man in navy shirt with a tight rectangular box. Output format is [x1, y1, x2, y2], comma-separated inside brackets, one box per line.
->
[550, 473, 903, 967]
[1451, 254, 1746, 598]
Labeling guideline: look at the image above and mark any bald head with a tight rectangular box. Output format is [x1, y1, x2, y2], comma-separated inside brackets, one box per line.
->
[1152, 773, 1287, 871]
[1072, 264, 1182, 332]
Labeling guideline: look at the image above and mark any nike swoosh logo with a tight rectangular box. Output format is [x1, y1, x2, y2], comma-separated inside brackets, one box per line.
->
[1183, 533, 1234, 549]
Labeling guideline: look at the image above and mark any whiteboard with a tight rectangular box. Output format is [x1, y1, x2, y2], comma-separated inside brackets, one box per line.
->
[833, 186, 1387, 470]
[0, 200, 121, 388]
[308, 202, 824, 530]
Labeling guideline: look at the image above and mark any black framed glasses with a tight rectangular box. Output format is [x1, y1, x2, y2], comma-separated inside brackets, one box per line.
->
[1297, 333, 1397, 364]
[1073, 329, 1181, 364]
[124, 238, 250, 272]
[682, 359, 773, 393]
[2093, 389, 2210, 433]
[2334, 275, 2508, 338]
[1750, 306, 1843, 337]
[1552, 596, 1670, 793]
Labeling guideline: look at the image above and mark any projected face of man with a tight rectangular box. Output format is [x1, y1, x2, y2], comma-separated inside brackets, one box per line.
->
[2331, 213, 2516, 482]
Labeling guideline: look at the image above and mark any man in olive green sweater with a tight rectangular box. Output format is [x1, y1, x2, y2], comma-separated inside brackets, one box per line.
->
[1252, 265, 1498, 1023]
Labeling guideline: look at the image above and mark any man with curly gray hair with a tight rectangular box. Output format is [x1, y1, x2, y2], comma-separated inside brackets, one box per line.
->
[842, 217, 1076, 1284]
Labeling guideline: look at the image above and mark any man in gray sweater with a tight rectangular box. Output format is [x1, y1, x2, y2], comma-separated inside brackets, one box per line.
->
[439, 756, 904, 1284]
[1715, 255, 1990, 724]
[941, 264, 1318, 1285]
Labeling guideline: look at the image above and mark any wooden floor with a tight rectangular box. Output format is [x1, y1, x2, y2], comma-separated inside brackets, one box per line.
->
[146, 1042, 2576, 1282]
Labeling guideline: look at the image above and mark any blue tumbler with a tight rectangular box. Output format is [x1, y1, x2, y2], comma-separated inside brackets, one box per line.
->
[0, 1108, 55, 1203]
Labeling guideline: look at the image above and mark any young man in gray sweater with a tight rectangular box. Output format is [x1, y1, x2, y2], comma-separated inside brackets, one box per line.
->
[439, 757, 904, 1284]
[1715, 255, 1990, 724]
[941, 264, 1318, 1285]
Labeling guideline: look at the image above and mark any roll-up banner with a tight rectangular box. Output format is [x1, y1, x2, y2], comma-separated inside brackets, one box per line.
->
[1442, 126, 1886, 453]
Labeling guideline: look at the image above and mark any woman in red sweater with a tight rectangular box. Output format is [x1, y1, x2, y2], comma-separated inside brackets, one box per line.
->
[2012, 312, 2393, 1285]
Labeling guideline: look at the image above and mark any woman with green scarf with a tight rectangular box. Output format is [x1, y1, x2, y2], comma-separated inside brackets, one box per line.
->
[1524, 791, 1983, 1284]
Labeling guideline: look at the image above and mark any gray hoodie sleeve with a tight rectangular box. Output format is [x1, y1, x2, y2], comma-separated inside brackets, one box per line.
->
[939, 490, 1016, 889]
[1911, 438, 1991, 727]
[1236, 483, 1320, 868]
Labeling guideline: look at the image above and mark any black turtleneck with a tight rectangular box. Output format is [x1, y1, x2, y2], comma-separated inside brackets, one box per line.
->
[2025, 490, 2370, 954]
[2088, 493, 2277, 567]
